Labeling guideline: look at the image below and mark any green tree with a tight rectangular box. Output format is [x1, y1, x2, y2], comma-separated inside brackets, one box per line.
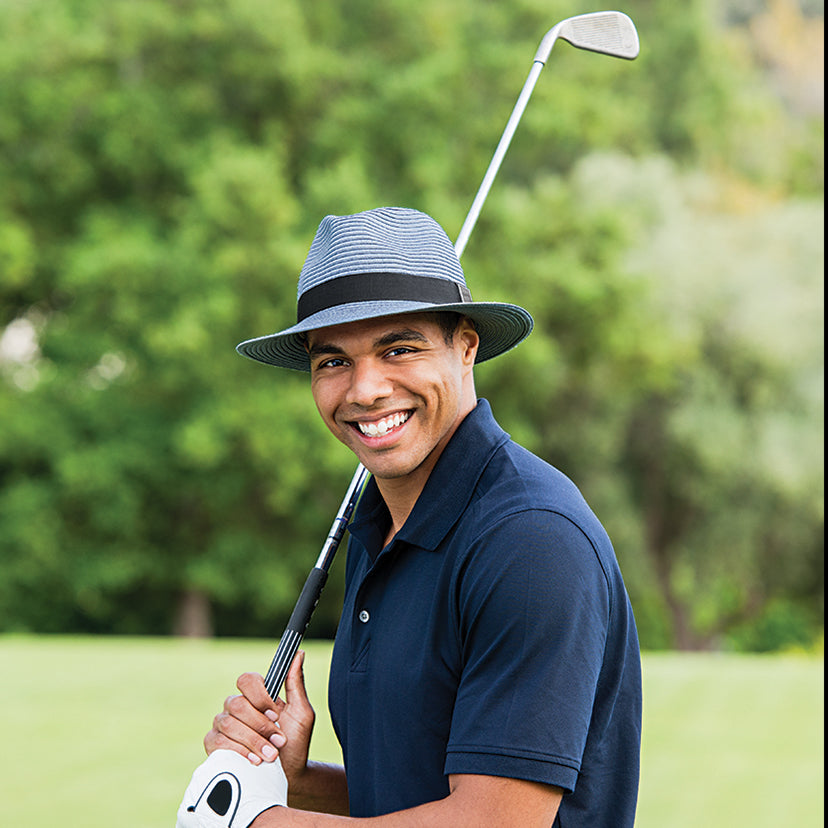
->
[0, 0, 822, 647]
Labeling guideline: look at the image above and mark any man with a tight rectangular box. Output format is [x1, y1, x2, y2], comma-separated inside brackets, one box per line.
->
[177, 207, 641, 827]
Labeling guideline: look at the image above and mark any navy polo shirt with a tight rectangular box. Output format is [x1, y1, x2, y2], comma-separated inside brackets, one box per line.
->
[328, 399, 641, 825]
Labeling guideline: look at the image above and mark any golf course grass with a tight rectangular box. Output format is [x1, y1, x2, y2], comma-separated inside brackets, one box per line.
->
[2, 635, 822, 827]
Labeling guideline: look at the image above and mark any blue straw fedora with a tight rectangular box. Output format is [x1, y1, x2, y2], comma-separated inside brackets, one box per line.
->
[236, 207, 534, 371]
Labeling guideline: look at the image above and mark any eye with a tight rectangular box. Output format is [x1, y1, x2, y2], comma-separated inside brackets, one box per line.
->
[385, 346, 416, 358]
[315, 357, 348, 370]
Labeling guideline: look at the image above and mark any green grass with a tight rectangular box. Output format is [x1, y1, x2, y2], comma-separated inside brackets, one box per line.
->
[1, 636, 823, 827]
[639, 652, 823, 827]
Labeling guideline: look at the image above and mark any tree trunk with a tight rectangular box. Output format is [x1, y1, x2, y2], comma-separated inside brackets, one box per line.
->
[173, 588, 213, 637]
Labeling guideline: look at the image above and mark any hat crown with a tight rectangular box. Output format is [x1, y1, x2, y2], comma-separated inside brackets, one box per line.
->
[236, 206, 533, 371]
[298, 207, 466, 298]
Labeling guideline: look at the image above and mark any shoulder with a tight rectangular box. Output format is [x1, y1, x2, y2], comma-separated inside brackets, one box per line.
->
[469, 439, 611, 550]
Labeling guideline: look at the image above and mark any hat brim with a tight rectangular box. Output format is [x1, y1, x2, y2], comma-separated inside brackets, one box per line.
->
[236, 300, 534, 371]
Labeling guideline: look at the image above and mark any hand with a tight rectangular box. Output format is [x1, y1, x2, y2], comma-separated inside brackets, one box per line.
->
[176, 749, 287, 828]
[205, 652, 316, 787]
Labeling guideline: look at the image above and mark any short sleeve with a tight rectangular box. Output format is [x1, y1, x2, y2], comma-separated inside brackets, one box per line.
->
[444, 509, 610, 792]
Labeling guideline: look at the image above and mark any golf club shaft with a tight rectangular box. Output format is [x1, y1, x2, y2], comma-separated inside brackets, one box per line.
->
[455, 11, 638, 258]
[263, 10, 639, 702]
[453, 60, 545, 259]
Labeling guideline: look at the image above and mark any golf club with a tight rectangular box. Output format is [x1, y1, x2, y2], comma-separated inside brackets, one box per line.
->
[454, 10, 639, 257]
[262, 9, 639, 702]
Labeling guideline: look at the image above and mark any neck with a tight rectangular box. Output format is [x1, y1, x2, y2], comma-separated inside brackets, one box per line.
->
[375, 469, 431, 541]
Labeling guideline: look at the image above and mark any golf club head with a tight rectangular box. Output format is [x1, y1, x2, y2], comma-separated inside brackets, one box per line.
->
[535, 11, 640, 63]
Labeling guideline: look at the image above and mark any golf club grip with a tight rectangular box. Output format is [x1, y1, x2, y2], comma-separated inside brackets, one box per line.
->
[264, 566, 328, 700]
[262, 465, 369, 701]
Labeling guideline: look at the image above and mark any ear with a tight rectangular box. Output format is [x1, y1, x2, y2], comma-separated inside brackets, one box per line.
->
[456, 318, 480, 366]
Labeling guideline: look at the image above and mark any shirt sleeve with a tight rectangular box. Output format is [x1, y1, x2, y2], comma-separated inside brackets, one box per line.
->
[444, 508, 610, 792]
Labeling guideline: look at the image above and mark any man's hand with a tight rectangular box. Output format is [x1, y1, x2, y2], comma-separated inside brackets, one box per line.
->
[205, 652, 315, 787]
[176, 749, 287, 828]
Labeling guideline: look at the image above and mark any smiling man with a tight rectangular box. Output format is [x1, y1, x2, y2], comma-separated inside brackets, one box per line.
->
[177, 207, 642, 828]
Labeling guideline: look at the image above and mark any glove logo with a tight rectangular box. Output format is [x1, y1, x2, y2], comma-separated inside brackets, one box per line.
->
[186, 770, 241, 826]
[205, 779, 234, 816]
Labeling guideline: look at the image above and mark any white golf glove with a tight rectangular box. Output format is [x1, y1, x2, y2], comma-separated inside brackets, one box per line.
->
[176, 749, 288, 828]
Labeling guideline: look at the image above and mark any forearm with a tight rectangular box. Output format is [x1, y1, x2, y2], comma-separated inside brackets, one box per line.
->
[252, 774, 562, 827]
[253, 798, 447, 827]
[253, 796, 459, 827]
[286, 760, 349, 816]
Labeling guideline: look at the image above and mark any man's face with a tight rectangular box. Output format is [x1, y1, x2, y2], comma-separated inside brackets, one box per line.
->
[307, 313, 479, 487]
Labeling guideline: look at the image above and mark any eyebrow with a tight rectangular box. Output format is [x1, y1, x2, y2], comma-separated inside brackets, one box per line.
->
[307, 342, 346, 360]
[307, 328, 431, 360]
[373, 328, 430, 347]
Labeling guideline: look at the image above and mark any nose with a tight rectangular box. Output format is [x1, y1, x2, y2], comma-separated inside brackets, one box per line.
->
[345, 357, 393, 407]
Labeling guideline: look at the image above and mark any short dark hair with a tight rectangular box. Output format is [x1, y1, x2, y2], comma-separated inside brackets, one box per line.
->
[300, 311, 471, 351]
[426, 312, 469, 345]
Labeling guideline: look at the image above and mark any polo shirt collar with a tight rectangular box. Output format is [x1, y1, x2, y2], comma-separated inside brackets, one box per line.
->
[349, 398, 509, 556]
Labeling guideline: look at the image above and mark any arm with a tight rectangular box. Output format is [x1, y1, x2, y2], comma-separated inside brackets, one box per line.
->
[253, 774, 562, 827]
[206, 656, 562, 827]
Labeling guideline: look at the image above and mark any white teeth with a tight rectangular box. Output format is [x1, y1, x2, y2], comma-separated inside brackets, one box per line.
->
[358, 412, 410, 437]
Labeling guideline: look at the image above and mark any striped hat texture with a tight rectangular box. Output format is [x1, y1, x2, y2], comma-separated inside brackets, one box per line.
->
[236, 207, 533, 371]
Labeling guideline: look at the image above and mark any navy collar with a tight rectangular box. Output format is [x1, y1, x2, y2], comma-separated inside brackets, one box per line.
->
[349, 399, 510, 557]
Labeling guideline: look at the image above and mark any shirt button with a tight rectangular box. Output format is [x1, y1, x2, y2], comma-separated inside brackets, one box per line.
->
[358, 609, 370, 623]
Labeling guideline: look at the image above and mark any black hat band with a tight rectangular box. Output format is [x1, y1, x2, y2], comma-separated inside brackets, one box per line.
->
[297, 272, 473, 323]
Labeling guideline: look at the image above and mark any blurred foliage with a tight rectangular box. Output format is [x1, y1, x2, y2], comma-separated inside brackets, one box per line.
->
[0, 0, 823, 648]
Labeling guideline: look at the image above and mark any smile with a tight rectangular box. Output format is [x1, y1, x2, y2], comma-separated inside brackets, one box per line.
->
[355, 411, 412, 437]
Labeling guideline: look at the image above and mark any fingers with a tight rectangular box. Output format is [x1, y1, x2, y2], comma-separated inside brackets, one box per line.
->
[285, 651, 308, 704]
[203, 673, 287, 765]
[236, 671, 281, 712]
[203, 726, 281, 765]
[283, 651, 316, 730]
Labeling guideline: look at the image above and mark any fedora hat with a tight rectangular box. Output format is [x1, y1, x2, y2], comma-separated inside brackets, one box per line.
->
[236, 207, 533, 371]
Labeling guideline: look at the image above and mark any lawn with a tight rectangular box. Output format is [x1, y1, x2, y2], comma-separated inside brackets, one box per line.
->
[1, 636, 822, 827]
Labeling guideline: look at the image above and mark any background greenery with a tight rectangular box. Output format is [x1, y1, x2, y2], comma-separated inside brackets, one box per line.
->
[0, 0, 823, 650]
[1, 636, 823, 827]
